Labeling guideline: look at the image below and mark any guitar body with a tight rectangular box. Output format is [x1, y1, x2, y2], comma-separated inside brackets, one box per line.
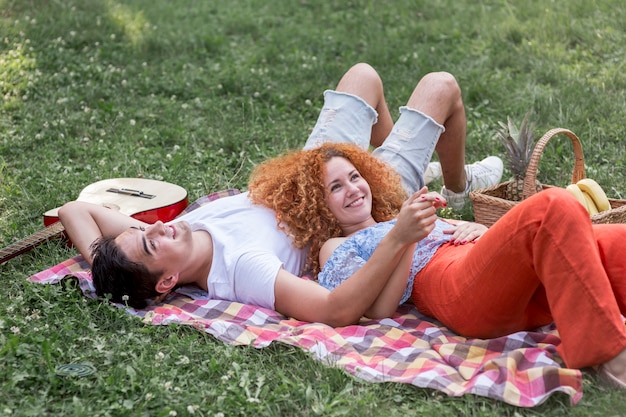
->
[1, 178, 188, 265]
[43, 178, 188, 226]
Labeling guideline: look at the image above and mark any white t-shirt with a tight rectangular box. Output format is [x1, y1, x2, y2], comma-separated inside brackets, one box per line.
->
[172, 192, 306, 309]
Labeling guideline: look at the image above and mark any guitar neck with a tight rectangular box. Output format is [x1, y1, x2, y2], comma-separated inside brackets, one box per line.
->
[0, 222, 66, 265]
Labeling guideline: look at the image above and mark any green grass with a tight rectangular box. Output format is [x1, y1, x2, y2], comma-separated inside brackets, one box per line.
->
[1, 0, 626, 415]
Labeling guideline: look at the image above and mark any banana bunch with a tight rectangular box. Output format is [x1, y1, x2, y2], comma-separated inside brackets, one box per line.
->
[565, 178, 611, 216]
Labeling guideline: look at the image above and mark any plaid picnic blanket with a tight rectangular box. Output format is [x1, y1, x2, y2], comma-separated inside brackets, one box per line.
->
[28, 190, 583, 407]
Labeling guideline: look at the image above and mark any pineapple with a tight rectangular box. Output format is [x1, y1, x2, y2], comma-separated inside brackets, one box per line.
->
[495, 111, 542, 201]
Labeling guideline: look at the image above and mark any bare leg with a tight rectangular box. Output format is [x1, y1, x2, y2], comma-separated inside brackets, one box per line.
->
[406, 72, 467, 192]
[334, 63, 394, 148]
[334, 65, 501, 201]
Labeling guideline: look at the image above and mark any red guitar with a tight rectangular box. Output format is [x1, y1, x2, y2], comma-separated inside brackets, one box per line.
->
[0, 178, 188, 265]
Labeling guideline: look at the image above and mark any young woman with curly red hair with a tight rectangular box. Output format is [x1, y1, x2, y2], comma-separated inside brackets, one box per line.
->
[255, 142, 626, 389]
[249, 142, 407, 275]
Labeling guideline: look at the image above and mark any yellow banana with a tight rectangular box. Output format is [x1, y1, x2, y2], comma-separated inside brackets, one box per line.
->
[576, 178, 611, 212]
[566, 183, 591, 213]
[581, 190, 599, 215]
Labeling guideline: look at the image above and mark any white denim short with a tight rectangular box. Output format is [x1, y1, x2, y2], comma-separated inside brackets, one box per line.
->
[304, 90, 444, 194]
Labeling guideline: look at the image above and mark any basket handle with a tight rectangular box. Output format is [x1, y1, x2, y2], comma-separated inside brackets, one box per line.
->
[522, 128, 586, 199]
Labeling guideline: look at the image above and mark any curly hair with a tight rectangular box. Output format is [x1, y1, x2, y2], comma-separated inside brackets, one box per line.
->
[248, 143, 407, 275]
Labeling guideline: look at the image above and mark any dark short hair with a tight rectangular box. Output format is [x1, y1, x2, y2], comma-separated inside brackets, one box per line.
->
[90, 236, 163, 309]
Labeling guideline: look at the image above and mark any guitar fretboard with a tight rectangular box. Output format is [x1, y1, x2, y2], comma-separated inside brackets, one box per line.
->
[0, 222, 65, 265]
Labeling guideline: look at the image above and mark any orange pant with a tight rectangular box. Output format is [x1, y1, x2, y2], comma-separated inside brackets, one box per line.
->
[412, 188, 626, 368]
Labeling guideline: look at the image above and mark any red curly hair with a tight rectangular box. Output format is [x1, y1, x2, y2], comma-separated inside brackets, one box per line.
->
[248, 143, 407, 276]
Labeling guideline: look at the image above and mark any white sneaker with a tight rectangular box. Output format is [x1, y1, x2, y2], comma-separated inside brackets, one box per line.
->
[465, 156, 504, 191]
[423, 161, 442, 185]
[441, 156, 503, 209]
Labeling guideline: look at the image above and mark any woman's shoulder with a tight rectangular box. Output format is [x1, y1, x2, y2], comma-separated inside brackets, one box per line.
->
[320, 237, 348, 269]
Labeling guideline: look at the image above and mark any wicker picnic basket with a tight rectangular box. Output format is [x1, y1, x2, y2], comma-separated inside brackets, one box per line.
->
[470, 127, 626, 227]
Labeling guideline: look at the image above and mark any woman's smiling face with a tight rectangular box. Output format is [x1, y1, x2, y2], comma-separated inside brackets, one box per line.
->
[324, 156, 375, 234]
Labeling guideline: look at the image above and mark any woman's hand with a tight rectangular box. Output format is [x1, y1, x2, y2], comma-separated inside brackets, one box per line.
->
[391, 188, 440, 245]
[415, 187, 448, 210]
[443, 220, 488, 245]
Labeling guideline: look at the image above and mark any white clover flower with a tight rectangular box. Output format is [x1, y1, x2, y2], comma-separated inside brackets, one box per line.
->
[155, 351, 165, 361]
[130, 119, 136, 126]
[168, 411, 177, 416]
[10, 326, 20, 334]
[145, 393, 154, 401]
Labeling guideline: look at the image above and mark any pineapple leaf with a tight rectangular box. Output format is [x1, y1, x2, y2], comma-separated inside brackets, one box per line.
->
[495, 111, 537, 179]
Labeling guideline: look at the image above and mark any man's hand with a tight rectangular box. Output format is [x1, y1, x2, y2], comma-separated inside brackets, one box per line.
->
[58, 201, 147, 264]
[443, 221, 488, 245]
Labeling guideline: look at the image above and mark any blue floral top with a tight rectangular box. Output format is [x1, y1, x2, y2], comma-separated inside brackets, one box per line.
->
[318, 219, 454, 304]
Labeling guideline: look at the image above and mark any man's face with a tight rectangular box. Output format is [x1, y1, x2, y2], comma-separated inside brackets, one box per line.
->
[115, 220, 192, 278]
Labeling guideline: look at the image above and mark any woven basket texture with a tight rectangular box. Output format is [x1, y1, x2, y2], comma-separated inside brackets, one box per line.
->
[470, 128, 626, 226]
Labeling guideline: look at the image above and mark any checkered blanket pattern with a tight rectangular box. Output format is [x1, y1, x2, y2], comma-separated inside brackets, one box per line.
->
[28, 190, 583, 407]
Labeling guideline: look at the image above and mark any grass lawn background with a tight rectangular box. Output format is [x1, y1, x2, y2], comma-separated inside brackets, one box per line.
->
[1, 0, 625, 415]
